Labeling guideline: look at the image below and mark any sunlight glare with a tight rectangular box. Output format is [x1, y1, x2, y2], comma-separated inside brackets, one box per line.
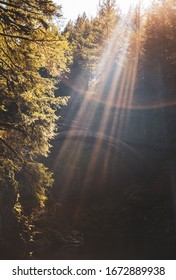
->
[55, 0, 153, 22]
[119, 0, 153, 12]
[53, 0, 154, 210]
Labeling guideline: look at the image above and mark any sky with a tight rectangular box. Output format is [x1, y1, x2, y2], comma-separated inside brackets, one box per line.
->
[55, 0, 152, 23]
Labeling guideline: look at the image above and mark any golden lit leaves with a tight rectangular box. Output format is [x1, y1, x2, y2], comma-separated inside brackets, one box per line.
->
[0, 1, 72, 219]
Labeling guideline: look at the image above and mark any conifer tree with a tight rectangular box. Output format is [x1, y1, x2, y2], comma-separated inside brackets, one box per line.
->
[0, 0, 72, 244]
[139, 0, 176, 100]
[64, 0, 121, 90]
[93, 0, 120, 47]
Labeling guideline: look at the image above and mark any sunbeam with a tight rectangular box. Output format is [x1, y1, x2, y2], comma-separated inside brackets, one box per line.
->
[52, 5, 146, 212]
[52, 0, 169, 218]
[52, 16, 132, 208]
[81, 11, 140, 191]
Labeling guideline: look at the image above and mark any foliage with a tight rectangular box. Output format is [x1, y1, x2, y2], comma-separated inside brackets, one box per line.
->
[62, 0, 121, 92]
[93, 0, 120, 46]
[138, 0, 176, 100]
[0, 0, 72, 229]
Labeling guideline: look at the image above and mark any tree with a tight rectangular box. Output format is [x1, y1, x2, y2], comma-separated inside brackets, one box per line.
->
[63, 13, 96, 90]
[138, 0, 176, 101]
[63, 0, 121, 92]
[0, 0, 72, 247]
[93, 0, 120, 47]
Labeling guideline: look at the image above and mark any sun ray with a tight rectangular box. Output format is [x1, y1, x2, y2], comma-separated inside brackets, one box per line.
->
[52, 4, 154, 211]
[80, 15, 137, 192]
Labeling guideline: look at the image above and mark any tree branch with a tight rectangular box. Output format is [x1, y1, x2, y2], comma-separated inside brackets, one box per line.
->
[0, 47, 22, 70]
[0, 58, 15, 72]
[0, 137, 23, 163]
[0, 1, 41, 15]
[0, 0, 21, 9]
[0, 122, 26, 134]
[0, 32, 60, 42]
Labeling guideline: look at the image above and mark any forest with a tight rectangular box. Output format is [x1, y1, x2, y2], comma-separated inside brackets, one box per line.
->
[0, 0, 176, 260]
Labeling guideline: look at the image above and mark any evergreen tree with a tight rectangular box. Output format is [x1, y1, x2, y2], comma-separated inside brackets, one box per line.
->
[93, 0, 120, 47]
[64, 14, 96, 72]
[0, 0, 72, 245]
[63, 0, 121, 91]
[139, 0, 176, 100]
